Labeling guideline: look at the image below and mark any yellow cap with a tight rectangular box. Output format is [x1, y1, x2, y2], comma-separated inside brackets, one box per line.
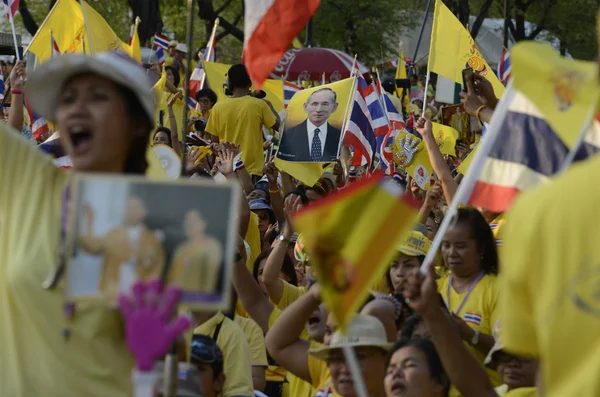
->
[398, 231, 430, 256]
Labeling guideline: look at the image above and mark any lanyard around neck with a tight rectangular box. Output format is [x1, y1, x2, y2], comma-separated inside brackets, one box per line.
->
[446, 271, 484, 316]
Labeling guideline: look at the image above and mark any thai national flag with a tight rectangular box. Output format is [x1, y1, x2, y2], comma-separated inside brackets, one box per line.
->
[387, 60, 398, 68]
[463, 86, 600, 214]
[464, 312, 482, 326]
[39, 137, 71, 169]
[497, 48, 511, 85]
[343, 76, 380, 170]
[356, 79, 388, 137]
[25, 100, 49, 142]
[189, 34, 217, 98]
[155, 47, 166, 66]
[0, 74, 4, 101]
[153, 34, 170, 50]
[2, 0, 19, 19]
[52, 38, 61, 57]
[186, 96, 198, 112]
[283, 81, 301, 108]
[377, 95, 406, 175]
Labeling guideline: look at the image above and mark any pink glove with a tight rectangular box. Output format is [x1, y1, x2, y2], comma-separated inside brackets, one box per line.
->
[118, 279, 192, 372]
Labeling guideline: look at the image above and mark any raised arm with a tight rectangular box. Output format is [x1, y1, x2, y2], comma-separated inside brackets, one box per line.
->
[416, 117, 458, 204]
[265, 285, 320, 383]
[232, 235, 274, 332]
[264, 161, 285, 225]
[8, 61, 25, 132]
[215, 146, 251, 237]
[404, 264, 498, 397]
[167, 92, 182, 156]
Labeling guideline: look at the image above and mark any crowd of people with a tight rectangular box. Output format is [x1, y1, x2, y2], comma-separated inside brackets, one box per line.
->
[1, 23, 597, 397]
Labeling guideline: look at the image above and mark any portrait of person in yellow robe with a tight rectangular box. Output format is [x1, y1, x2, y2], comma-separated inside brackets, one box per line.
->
[168, 209, 223, 301]
[78, 196, 165, 300]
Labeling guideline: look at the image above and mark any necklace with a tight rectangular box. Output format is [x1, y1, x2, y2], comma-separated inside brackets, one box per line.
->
[446, 271, 484, 316]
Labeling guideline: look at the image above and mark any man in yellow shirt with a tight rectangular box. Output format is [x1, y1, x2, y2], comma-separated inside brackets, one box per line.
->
[206, 64, 280, 178]
[500, 153, 600, 397]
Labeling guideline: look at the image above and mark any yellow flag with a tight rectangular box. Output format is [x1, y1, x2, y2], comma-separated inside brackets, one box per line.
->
[293, 174, 419, 330]
[26, 0, 126, 64]
[457, 140, 479, 175]
[203, 61, 284, 112]
[152, 68, 168, 125]
[292, 37, 303, 49]
[396, 44, 407, 80]
[389, 130, 433, 190]
[511, 41, 599, 148]
[431, 122, 458, 156]
[125, 18, 142, 63]
[146, 145, 169, 180]
[429, 0, 504, 98]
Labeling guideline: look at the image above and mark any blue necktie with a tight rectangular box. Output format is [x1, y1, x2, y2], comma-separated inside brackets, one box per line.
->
[311, 128, 322, 161]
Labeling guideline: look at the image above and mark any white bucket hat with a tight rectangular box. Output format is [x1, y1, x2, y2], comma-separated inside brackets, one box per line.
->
[309, 315, 391, 361]
[175, 43, 188, 53]
[25, 51, 156, 127]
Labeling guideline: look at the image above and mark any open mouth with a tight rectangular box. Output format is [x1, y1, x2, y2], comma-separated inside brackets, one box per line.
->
[390, 380, 406, 394]
[70, 126, 93, 154]
[307, 314, 321, 327]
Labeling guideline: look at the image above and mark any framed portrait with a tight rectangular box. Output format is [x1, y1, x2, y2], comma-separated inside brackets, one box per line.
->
[65, 174, 239, 311]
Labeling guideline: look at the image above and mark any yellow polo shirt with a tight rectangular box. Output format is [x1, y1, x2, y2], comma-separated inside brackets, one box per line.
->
[206, 96, 277, 176]
[307, 341, 342, 397]
[194, 312, 254, 396]
[0, 125, 134, 396]
[437, 273, 501, 396]
[234, 315, 268, 367]
[500, 155, 600, 397]
[276, 280, 308, 310]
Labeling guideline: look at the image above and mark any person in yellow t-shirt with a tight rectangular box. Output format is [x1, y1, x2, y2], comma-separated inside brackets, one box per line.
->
[235, 314, 268, 392]
[192, 311, 255, 396]
[499, 153, 600, 397]
[437, 207, 501, 396]
[1, 52, 164, 396]
[205, 64, 280, 178]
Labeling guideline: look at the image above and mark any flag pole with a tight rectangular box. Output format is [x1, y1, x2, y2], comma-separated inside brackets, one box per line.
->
[199, 18, 220, 89]
[78, 0, 93, 54]
[503, 0, 510, 49]
[342, 345, 369, 397]
[421, 70, 430, 116]
[408, 0, 434, 82]
[420, 82, 516, 274]
[7, 10, 20, 61]
[179, 0, 195, 177]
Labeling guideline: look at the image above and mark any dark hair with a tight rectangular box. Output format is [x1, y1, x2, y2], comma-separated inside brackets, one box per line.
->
[153, 127, 172, 147]
[165, 65, 181, 88]
[387, 338, 450, 397]
[116, 84, 152, 175]
[196, 88, 218, 105]
[454, 208, 498, 275]
[284, 189, 309, 205]
[228, 64, 252, 89]
[399, 313, 423, 340]
[386, 255, 425, 294]
[252, 249, 298, 287]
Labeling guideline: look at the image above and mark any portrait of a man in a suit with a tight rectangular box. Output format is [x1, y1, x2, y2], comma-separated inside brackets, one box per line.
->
[277, 88, 342, 162]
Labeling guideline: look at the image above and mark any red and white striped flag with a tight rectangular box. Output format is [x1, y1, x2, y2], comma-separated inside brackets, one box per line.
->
[189, 19, 218, 98]
[2, 0, 19, 18]
[243, 0, 320, 88]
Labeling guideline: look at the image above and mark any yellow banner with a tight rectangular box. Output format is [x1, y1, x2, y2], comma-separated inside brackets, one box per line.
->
[428, 0, 504, 98]
[431, 122, 458, 157]
[511, 41, 599, 148]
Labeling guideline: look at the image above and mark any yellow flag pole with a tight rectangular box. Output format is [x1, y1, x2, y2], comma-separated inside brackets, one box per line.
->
[199, 18, 220, 89]
[78, 0, 93, 54]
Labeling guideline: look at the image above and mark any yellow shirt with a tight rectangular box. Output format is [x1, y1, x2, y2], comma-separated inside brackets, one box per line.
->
[500, 155, 600, 397]
[437, 273, 501, 396]
[194, 312, 254, 396]
[234, 315, 268, 367]
[0, 125, 134, 396]
[268, 308, 315, 397]
[206, 96, 277, 176]
[276, 280, 307, 310]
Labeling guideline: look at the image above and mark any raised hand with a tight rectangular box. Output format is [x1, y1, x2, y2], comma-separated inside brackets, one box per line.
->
[403, 262, 440, 318]
[263, 162, 278, 184]
[216, 148, 235, 176]
[118, 279, 191, 372]
[167, 91, 181, 108]
[394, 134, 420, 168]
[473, 73, 498, 110]
[10, 60, 25, 89]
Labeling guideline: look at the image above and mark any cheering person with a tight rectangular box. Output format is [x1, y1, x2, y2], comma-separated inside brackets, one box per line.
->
[0, 51, 159, 396]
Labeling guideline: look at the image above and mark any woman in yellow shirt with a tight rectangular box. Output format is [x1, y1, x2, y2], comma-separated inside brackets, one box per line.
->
[0, 52, 159, 396]
[437, 207, 501, 395]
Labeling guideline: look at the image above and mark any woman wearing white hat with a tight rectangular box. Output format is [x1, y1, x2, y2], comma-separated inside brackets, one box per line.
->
[0, 51, 162, 396]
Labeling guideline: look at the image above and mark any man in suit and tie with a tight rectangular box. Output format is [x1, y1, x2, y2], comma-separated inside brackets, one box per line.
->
[277, 88, 342, 162]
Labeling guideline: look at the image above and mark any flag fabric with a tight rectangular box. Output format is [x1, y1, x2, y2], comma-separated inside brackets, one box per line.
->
[243, 0, 320, 88]
[52, 37, 61, 56]
[511, 41, 599, 150]
[428, 0, 504, 97]
[0, 74, 4, 101]
[292, 172, 420, 330]
[431, 122, 458, 157]
[26, 0, 126, 64]
[126, 19, 141, 63]
[283, 81, 301, 108]
[153, 34, 170, 50]
[395, 50, 407, 80]
[379, 121, 399, 175]
[360, 80, 388, 137]
[39, 137, 72, 169]
[343, 76, 382, 170]
[388, 60, 398, 68]
[2, 0, 19, 18]
[155, 47, 166, 65]
[186, 96, 198, 112]
[498, 47, 511, 85]
[464, 87, 600, 214]
[25, 100, 49, 142]
[189, 28, 217, 97]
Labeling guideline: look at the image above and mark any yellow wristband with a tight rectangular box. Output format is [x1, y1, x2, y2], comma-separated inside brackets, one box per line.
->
[475, 105, 488, 124]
